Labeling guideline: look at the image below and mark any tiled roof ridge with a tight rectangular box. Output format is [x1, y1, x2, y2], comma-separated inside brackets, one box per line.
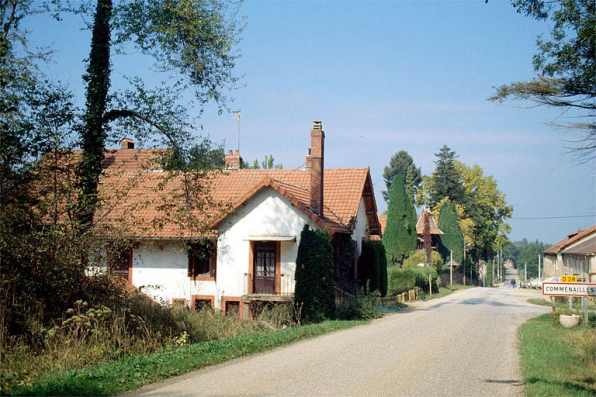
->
[544, 225, 596, 254]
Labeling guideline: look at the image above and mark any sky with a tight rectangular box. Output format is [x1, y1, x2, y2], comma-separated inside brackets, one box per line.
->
[25, 0, 595, 245]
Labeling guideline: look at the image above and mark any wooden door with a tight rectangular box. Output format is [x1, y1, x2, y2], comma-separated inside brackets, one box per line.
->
[254, 242, 276, 294]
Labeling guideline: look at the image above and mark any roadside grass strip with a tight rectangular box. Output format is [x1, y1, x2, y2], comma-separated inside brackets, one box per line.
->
[10, 320, 365, 396]
[518, 313, 596, 397]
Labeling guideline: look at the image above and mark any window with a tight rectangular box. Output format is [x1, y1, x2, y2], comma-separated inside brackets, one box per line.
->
[191, 296, 214, 311]
[225, 301, 240, 316]
[172, 298, 187, 309]
[188, 241, 216, 280]
[107, 242, 132, 281]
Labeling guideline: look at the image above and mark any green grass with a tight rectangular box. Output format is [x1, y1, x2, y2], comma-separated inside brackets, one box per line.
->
[8, 320, 365, 396]
[527, 297, 596, 311]
[518, 313, 596, 397]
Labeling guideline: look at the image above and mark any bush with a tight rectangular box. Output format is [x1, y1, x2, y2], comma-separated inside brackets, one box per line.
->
[336, 289, 382, 320]
[294, 225, 335, 323]
[403, 249, 443, 273]
[388, 266, 439, 296]
[357, 240, 388, 296]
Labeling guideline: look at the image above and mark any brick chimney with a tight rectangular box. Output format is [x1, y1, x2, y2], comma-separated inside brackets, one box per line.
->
[224, 149, 243, 170]
[121, 137, 134, 149]
[306, 121, 324, 216]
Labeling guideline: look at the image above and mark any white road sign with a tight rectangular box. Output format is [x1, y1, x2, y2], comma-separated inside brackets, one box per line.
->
[542, 282, 596, 297]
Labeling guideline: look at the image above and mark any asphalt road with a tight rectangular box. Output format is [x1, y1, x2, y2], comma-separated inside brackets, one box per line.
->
[127, 270, 549, 397]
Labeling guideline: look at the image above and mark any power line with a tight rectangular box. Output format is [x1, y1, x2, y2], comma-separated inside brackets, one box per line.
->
[511, 215, 596, 220]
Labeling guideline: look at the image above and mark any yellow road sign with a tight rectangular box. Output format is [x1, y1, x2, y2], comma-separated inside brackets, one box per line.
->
[561, 275, 578, 283]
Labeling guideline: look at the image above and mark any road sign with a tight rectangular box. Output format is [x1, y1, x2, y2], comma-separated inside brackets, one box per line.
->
[561, 275, 578, 283]
[542, 282, 596, 297]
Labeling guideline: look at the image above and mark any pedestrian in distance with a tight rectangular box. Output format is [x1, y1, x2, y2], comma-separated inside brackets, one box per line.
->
[511, 279, 516, 289]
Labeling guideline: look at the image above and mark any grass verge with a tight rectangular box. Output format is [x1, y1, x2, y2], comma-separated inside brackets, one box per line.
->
[527, 297, 596, 311]
[518, 313, 596, 397]
[8, 320, 365, 396]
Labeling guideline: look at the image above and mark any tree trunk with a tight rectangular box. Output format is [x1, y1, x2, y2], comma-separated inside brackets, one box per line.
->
[77, 0, 112, 229]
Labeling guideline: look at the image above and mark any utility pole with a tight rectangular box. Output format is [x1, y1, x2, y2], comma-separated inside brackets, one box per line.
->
[538, 254, 541, 279]
[524, 262, 527, 283]
[450, 250, 453, 286]
[463, 243, 467, 285]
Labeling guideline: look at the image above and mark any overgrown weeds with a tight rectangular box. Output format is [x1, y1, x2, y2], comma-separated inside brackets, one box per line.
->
[0, 293, 289, 394]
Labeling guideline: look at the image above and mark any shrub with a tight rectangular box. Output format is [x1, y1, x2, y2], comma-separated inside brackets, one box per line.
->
[403, 249, 443, 273]
[294, 225, 335, 323]
[336, 290, 382, 320]
[388, 266, 439, 296]
[357, 240, 388, 296]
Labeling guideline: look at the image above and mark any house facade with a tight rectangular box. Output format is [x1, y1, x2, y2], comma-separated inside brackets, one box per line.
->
[99, 122, 381, 318]
[543, 226, 596, 283]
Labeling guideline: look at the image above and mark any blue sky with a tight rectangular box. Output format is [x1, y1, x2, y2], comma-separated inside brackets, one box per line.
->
[26, 0, 595, 245]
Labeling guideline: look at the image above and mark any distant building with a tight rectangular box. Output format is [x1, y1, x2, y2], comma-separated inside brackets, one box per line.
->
[543, 226, 596, 282]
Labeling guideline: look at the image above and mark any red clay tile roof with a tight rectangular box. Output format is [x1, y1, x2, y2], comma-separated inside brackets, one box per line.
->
[544, 225, 596, 255]
[93, 149, 380, 239]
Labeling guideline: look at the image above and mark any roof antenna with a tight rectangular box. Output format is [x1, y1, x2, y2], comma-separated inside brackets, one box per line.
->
[234, 114, 241, 152]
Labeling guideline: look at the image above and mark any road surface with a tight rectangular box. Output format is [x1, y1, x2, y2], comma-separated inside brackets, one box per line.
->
[127, 270, 548, 397]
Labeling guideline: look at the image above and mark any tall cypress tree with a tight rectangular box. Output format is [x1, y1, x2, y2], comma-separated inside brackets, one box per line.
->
[382, 174, 417, 265]
[437, 201, 464, 264]
[294, 225, 335, 323]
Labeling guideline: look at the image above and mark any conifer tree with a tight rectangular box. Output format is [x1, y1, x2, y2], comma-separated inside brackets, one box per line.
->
[294, 225, 335, 323]
[382, 175, 417, 265]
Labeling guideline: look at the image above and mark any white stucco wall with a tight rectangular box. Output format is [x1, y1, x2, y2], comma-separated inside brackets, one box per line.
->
[351, 198, 371, 257]
[130, 240, 216, 305]
[216, 188, 319, 306]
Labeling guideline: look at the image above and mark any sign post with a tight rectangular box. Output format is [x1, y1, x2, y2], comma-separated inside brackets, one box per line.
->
[543, 282, 596, 327]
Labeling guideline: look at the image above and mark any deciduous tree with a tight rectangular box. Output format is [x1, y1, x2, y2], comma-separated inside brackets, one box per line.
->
[490, 0, 595, 161]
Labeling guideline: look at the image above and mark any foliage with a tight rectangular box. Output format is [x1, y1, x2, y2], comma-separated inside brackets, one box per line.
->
[517, 313, 596, 396]
[456, 162, 513, 260]
[424, 145, 465, 208]
[382, 174, 418, 265]
[402, 250, 444, 274]
[1, 0, 243, 345]
[357, 240, 388, 296]
[387, 265, 439, 296]
[491, 0, 596, 161]
[294, 225, 335, 323]
[437, 201, 464, 264]
[517, 241, 550, 279]
[247, 154, 283, 169]
[333, 233, 357, 294]
[336, 289, 383, 321]
[382, 150, 422, 204]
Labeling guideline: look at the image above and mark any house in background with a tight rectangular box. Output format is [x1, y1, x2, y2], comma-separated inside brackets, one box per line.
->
[415, 209, 443, 251]
[97, 121, 381, 318]
[543, 226, 596, 283]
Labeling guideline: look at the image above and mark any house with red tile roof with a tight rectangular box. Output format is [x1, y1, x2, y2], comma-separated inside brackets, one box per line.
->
[376, 209, 443, 253]
[94, 122, 381, 318]
[543, 226, 596, 283]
